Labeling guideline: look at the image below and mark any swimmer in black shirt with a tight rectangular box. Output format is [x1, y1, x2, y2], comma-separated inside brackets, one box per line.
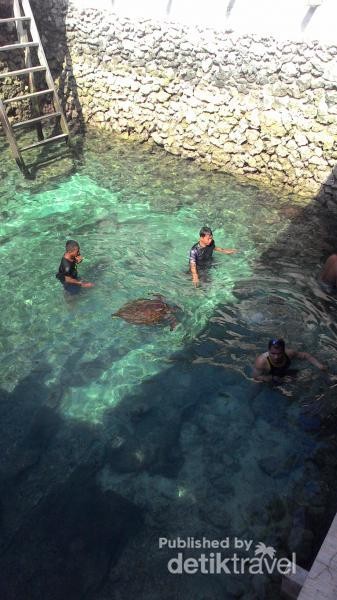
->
[189, 226, 237, 286]
[253, 338, 327, 383]
[56, 239, 94, 290]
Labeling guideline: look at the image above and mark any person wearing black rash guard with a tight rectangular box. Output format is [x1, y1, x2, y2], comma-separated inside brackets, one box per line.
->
[56, 239, 94, 291]
[253, 338, 327, 383]
[189, 226, 237, 287]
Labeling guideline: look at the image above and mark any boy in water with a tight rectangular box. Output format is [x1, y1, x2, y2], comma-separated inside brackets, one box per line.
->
[189, 226, 237, 287]
[56, 240, 94, 291]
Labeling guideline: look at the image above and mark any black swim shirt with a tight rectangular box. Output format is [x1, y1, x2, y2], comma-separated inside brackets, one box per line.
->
[267, 353, 291, 377]
[56, 256, 78, 283]
[189, 240, 215, 265]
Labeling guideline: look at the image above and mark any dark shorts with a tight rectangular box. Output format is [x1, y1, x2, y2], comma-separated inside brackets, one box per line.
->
[198, 266, 213, 284]
[63, 283, 81, 295]
[187, 261, 214, 284]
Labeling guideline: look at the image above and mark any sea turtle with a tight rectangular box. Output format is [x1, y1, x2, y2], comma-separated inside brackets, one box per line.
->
[111, 295, 179, 330]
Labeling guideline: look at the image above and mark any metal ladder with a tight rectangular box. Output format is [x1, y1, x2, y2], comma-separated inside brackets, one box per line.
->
[0, 0, 69, 176]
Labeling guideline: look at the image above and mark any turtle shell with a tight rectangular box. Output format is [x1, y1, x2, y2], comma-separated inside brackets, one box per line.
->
[112, 298, 172, 325]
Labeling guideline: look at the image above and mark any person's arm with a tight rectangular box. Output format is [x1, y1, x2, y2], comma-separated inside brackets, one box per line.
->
[214, 246, 237, 254]
[64, 275, 82, 286]
[190, 261, 199, 287]
[253, 355, 273, 382]
[288, 349, 327, 371]
[189, 247, 199, 286]
[64, 275, 94, 288]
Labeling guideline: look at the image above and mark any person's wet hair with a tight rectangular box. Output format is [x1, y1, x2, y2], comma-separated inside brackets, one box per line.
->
[66, 239, 79, 252]
[268, 338, 285, 351]
[199, 226, 213, 238]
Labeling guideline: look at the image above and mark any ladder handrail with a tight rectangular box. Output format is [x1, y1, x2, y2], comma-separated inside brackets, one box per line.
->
[0, 0, 69, 177]
[13, 0, 43, 140]
[0, 97, 25, 169]
[21, 0, 69, 137]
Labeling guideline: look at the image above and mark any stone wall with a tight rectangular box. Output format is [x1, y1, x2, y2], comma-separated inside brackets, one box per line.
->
[11, 3, 337, 195]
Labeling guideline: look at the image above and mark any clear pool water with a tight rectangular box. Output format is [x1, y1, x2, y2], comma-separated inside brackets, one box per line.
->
[1, 129, 337, 599]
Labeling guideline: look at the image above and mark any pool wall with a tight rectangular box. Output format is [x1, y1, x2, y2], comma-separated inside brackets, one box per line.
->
[3, 0, 337, 196]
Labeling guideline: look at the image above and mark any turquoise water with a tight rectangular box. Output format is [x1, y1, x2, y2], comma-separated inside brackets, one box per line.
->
[1, 166, 254, 422]
[1, 129, 337, 599]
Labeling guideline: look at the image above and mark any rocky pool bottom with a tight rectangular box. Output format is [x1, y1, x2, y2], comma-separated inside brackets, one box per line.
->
[1, 129, 337, 599]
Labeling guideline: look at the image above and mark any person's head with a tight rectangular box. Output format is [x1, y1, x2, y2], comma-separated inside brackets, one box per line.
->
[199, 226, 213, 246]
[65, 239, 80, 257]
[268, 338, 286, 364]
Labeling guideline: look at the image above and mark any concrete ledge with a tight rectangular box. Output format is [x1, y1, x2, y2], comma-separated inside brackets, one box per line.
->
[282, 513, 337, 599]
[282, 565, 308, 599]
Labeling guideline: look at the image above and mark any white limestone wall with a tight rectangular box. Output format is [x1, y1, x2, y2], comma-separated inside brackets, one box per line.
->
[24, 0, 337, 198]
[71, 0, 337, 44]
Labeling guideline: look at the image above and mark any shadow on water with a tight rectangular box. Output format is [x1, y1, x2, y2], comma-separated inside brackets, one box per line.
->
[0, 343, 259, 598]
[0, 366, 143, 600]
[231, 190, 337, 362]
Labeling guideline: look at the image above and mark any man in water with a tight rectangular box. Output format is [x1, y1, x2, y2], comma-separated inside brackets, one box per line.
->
[56, 239, 94, 291]
[319, 253, 337, 292]
[189, 226, 237, 286]
[253, 338, 327, 383]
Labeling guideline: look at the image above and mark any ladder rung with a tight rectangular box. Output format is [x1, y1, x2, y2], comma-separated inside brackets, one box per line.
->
[3, 88, 54, 103]
[0, 41, 38, 52]
[0, 65, 46, 78]
[0, 17, 31, 23]
[20, 133, 68, 152]
[12, 112, 61, 129]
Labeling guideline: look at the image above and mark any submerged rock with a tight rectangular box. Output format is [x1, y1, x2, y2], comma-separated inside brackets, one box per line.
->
[258, 454, 297, 478]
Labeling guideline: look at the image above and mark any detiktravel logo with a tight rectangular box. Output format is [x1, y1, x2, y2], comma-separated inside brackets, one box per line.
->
[158, 536, 296, 576]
